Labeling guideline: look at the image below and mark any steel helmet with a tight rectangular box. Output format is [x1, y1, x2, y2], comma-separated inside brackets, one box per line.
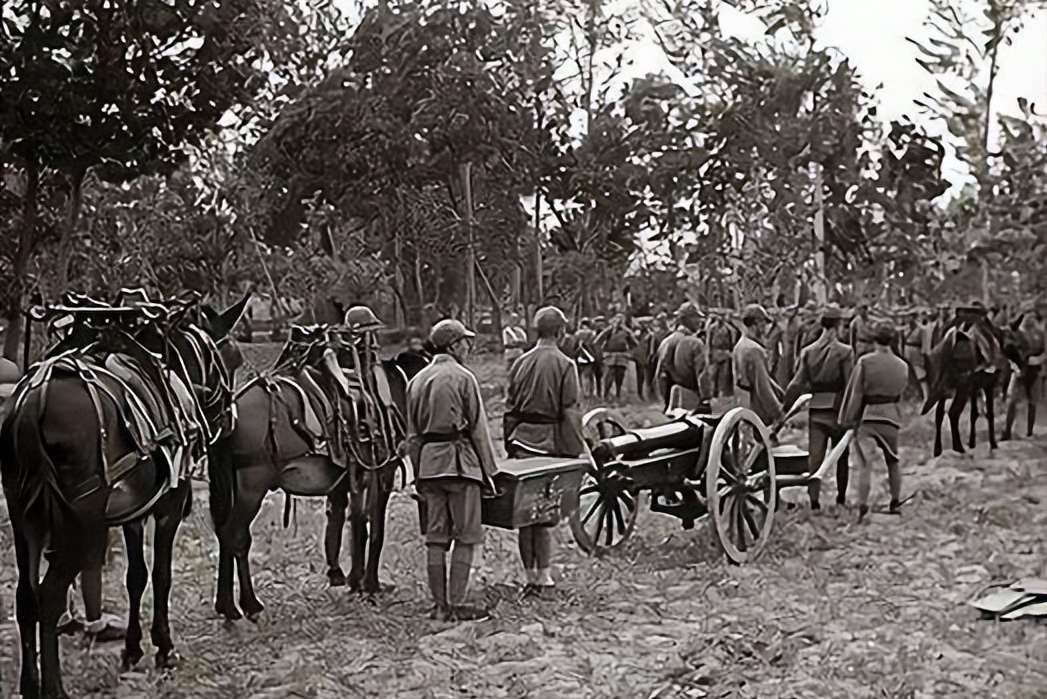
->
[344, 305, 384, 333]
[533, 306, 568, 336]
[429, 318, 475, 350]
[742, 304, 772, 324]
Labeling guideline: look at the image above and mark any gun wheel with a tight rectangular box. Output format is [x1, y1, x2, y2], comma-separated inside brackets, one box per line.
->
[569, 409, 637, 554]
[706, 407, 777, 564]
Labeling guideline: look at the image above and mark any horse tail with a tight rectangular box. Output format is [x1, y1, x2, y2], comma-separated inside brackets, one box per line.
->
[208, 436, 235, 530]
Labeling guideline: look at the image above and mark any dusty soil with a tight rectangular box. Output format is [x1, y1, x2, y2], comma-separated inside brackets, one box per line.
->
[1, 345, 1044, 698]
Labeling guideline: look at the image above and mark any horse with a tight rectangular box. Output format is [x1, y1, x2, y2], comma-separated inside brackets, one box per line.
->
[208, 330, 426, 621]
[921, 310, 1007, 457]
[0, 293, 247, 699]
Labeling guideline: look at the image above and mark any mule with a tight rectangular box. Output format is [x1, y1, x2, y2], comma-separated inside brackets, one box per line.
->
[921, 310, 1006, 457]
[0, 293, 247, 699]
[208, 336, 426, 621]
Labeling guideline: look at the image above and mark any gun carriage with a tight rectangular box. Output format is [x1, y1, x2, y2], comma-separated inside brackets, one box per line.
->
[567, 396, 851, 563]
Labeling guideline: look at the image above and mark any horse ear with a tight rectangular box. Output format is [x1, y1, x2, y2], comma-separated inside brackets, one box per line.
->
[209, 293, 251, 340]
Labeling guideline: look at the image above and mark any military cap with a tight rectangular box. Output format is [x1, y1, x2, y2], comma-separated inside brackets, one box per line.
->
[429, 318, 475, 350]
[533, 305, 569, 335]
[820, 304, 845, 322]
[742, 304, 772, 323]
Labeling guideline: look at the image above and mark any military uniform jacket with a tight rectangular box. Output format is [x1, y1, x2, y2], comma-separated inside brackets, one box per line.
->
[665, 335, 708, 393]
[405, 354, 498, 483]
[782, 333, 853, 421]
[849, 315, 874, 356]
[732, 335, 784, 425]
[838, 349, 908, 429]
[505, 343, 585, 457]
[655, 329, 688, 378]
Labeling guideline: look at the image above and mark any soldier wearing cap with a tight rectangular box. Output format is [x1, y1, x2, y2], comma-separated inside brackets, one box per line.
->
[782, 305, 853, 509]
[655, 303, 704, 411]
[405, 319, 498, 621]
[838, 320, 909, 522]
[849, 302, 874, 359]
[596, 313, 638, 401]
[573, 318, 600, 397]
[502, 309, 529, 372]
[733, 304, 784, 426]
[705, 309, 738, 398]
[504, 305, 585, 592]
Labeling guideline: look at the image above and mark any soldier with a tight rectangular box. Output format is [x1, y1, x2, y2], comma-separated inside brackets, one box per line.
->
[629, 318, 652, 401]
[705, 311, 737, 398]
[655, 303, 702, 411]
[502, 309, 528, 372]
[504, 306, 585, 592]
[849, 303, 874, 358]
[574, 318, 600, 397]
[774, 305, 802, 387]
[596, 313, 637, 401]
[733, 304, 784, 426]
[1003, 312, 1045, 440]
[782, 305, 853, 510]
[404, 319, 498, 621]
[838, 321, 909, 522]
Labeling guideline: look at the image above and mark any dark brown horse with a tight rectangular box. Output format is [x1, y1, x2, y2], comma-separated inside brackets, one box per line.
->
[208, 336, 426, 621]
[921, 310, 1007, 457]
[0, 294, 246, 699]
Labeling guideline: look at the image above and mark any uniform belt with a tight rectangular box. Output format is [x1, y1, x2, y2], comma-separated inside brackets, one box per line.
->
[864, 394, 899, 405]
[506, 410, 560, 425]
[420, 430, 469, 445]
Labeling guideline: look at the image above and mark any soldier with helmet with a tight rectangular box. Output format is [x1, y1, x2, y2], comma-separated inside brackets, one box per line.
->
[733, 304, 784, 426]
[504, 305, 586, 592]
[838, 321, 910, 522]
[782, 305, 853, 510]
[655, 302, 704, 412]
[404, 319, 498, 621]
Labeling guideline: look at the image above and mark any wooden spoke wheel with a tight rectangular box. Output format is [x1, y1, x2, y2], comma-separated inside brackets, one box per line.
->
[569, 409, 638, 554]
[705, 407, 777, 564]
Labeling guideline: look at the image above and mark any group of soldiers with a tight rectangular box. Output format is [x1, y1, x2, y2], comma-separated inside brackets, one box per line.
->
[400, 300, 959, 622]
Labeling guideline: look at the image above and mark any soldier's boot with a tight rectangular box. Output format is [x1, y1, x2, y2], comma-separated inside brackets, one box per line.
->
[1002, 402, 1017, 441]
[857, 504, 869, 523]
[888, 499, 902, 515]
[1028, 404, 1037, 438]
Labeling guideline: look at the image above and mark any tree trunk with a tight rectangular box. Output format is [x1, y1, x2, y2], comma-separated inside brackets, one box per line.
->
[54, 168, 86, 295]
[2, 163, 40, 366]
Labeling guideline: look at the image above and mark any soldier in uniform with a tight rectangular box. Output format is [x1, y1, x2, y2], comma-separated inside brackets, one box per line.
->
[705, 311, 737, 398]
[596, 313, 637, 401]
[733, 304, 784, 426]
[502, 309, 528, 372]
[773, 305, 802, 387]
[405, 319, 498, 621]
[838, 321, 909, 522]
[574, 318, 599, 397]
[782, 305, 853, 509]
[1003, 312, 1046, 440]
[849, 303, 874, 358]
[654, 303, 703, 411]
[504, 306, 586, 592]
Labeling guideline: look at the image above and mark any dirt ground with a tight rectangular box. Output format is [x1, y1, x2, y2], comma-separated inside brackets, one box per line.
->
[1, 345, 1045, 698]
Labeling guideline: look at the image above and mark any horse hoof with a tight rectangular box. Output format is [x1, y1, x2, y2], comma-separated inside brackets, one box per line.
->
[121, 647, 144, 672]
[215, 602, 242, 622]
[327, 569, 347, 587]
[155, 651, 181, 670]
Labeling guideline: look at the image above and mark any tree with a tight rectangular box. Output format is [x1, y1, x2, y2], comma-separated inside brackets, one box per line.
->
[0, 0, 304, 361]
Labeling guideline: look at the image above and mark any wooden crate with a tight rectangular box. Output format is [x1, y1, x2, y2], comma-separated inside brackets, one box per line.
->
[481, 456, 589, 530]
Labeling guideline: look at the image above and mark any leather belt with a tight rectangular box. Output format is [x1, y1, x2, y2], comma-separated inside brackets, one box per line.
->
[420, 430, 469, 445]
